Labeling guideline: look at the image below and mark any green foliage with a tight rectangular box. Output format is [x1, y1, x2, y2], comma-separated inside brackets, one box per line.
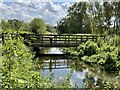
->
[29, 18, 46, 34]
[83, 41, 98, 56]
[46, 24, 57, 33]
[1, 18, 55, 34]
[2, 34, 72, 88]
[1, 19, 23, 33]
[19, 22, 31, 33]
[104, 52, 117, 71]
[57, 2, 120, 35]
[65, 35, 120, 89]
[77, 41, 98, 57]
[57, 2, 91, 34]
[2, 36, 34, 88]
[66, 35, 120, 72]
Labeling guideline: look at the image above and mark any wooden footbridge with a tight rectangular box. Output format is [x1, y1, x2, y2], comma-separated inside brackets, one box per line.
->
[23, 34, 105, 47]
[1, 33, 105, 47]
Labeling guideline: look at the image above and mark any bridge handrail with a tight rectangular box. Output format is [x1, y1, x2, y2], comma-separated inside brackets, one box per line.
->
[0, 33, 105, 36]
[1, 33, 105, 45]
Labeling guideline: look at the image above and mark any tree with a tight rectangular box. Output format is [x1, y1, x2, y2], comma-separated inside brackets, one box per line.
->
[57, 2, 92, 34]
[1, 19, 23, 33]
[57, 2, 120, 35]
[103, 2, 113, 35]
[46, 24, 57, 33]
[19, 22, 30, 33]
[57, 17, 69, 34]
[29, 18, 46, 34]
[112, 2, 120, 35]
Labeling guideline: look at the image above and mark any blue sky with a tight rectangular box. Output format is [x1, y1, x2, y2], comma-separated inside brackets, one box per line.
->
[0, 0, 72, 25]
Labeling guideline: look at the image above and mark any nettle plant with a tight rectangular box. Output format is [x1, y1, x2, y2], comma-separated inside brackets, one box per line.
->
[66, 36, 120, 72]
[2, 35, 72, 88]
[2, 35, 35, 88]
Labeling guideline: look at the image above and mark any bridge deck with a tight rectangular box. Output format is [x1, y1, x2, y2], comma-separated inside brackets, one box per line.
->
[1, 34, 105, 47]
[24, 34, 105, 47]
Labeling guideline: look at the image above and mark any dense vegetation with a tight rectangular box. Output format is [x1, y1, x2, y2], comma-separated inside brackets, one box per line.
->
[66, 35, 120, 70]
[57, 2, 120, 35]
[1, 18, 56, 34]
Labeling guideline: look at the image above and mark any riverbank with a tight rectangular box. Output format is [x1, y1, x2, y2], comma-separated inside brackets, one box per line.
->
[64, 35, 120, 88]
[65, 35, 120, 71]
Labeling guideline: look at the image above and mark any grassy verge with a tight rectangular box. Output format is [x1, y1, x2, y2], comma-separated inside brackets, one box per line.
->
[65, 35, 120, 89]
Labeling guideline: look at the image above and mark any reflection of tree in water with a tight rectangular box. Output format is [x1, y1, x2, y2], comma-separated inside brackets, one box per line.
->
[69, 60, 120, 88]
[83, 72, 96, 88]
[82, 72, 117, 89]
[83, 72, 109, 90]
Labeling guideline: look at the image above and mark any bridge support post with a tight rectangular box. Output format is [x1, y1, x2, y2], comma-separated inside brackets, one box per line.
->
[50, 37, 52, 46]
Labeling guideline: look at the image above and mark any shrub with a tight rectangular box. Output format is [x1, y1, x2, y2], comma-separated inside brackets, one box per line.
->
[65, 35, 120, 73]
[104, 53, 117, 71]
[83, 41, 98, 56]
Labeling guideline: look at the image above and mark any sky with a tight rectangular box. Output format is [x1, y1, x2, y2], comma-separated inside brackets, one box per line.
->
[0, 0, 119, 25]
[0, 0, 75, 25]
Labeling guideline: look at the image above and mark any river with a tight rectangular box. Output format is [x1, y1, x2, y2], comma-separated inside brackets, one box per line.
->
[34, 47, 119, 88]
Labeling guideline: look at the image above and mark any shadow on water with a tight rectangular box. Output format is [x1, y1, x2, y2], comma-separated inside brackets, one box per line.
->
[34, 47, 120, 88]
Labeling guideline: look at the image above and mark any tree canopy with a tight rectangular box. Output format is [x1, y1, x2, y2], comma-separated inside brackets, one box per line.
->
[29, 18, 46, 34]
[1, 18, 57, 34]
[57, 2, 120, 35]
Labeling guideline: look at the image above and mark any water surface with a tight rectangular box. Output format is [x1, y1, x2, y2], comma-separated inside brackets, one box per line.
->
[35, 48, 119, 88]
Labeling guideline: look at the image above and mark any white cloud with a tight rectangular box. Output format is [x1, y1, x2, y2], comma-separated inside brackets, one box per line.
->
[0, 0, 3, 2]
[0, 0, 72, 25]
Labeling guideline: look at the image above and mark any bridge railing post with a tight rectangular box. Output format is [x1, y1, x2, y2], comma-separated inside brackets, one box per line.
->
[86, 36, 88, 41]
[95, 36, 97, 42]
[42, 35, 43, 46]
[65, 35, 66, 44]
[81, 36, 82, 43]
[92, 36, 94, 41]
[76, 35, 77, 44]
[54, 35, 57, 44]
[68, 35, 70, 45]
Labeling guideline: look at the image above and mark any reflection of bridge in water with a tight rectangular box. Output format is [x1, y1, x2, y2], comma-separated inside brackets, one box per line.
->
[42, 59, 72, 71]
